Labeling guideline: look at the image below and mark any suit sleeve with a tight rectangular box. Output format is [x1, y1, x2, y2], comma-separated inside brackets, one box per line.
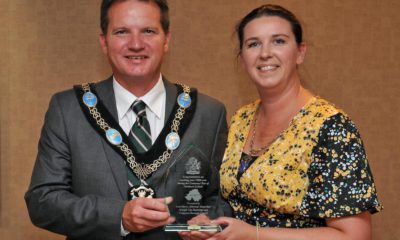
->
[204, 104, 233, 218]
[24, 94, 126, 239]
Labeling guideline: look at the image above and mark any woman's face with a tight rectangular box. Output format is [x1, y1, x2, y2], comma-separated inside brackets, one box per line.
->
[240, 16, 306, 91]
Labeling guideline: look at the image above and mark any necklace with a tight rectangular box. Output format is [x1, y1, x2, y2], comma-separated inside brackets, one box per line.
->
[78, 83, 195, 200]
[249, 107, 270, 156]
[248, 95, 316, 156]
[80, 83, 191, 180]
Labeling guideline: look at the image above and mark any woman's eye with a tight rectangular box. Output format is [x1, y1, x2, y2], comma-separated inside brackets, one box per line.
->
[114, 30, 127, 35]
[247, 42, 260, 48]
[273, 38, 286, 45]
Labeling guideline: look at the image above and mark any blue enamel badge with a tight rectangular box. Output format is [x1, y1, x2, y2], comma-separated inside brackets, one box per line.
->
[106, 128, 123, 145]
[165, 132, 180, 150]
[83, 92, 98, 107]
[177, 93, 191, 108]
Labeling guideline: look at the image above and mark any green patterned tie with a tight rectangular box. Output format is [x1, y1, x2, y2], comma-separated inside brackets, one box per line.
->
[126, 100, 152, 188]
[129, 100, 152, 152]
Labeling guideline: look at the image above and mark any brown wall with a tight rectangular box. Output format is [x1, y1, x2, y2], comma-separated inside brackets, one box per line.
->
[1, 0, 399, 239]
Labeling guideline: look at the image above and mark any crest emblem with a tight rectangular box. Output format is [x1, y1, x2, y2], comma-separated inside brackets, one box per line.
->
[185, 189, 202, 202]
[185, 157, 201, 175]
[128, 180, 155, 200]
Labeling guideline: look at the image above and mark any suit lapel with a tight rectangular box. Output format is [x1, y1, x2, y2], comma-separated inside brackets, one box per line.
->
[93, 77, 180, 198]
[95, 78, 129, 199]
[148, 78, 180, 184]
[163, 77, 177, 122]
[96, 78, 119, 120]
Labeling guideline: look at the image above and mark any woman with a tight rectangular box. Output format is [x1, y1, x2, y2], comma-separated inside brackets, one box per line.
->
[181, 4, 382, 240]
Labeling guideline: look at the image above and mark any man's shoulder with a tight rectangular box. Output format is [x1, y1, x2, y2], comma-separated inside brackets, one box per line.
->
[51, 87, 76, 102]
[165, 78, 226, 112]
[50, 78, 112, 105]
[164, 77, 225, 110]
[196, 91, 225, 110]
[190, 90, 227, 129]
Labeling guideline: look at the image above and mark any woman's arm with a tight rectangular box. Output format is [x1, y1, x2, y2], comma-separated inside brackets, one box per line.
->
[258, 212, 371, 240]
[209, 212, 371, 240]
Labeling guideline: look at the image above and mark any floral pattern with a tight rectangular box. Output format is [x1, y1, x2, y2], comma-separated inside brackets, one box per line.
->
[220, 97, 382, 227]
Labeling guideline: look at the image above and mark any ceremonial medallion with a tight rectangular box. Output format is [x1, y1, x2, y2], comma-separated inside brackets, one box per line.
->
[128, 180, 155, 200]
[165, 132, 180, 150]
[177, 93, 191, 108]
[82, 92, 97, 107]
[77, 83, 194, 184]
[105, 128, 123, 145]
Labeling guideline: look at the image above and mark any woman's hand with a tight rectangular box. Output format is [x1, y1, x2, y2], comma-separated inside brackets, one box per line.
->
[207, 217, 256, 240]
[178, 214, 217, 240]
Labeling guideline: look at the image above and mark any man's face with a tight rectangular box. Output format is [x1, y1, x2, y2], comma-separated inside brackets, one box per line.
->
[100, 0, 170, 86]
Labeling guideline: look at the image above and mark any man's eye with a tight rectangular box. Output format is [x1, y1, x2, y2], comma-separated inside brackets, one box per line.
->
[144, 28, 157, 34]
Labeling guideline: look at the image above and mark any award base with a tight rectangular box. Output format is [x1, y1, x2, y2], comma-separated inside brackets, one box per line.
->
[164, 224, 222, 232]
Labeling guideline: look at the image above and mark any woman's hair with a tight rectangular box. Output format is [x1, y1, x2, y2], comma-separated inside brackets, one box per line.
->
[236, 4, 303, 51]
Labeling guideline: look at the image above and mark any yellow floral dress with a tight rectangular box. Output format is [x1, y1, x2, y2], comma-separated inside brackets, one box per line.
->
[220, 97, 382, 227]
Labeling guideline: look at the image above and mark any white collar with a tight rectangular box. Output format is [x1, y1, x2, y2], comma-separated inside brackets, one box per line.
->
[113, 75, 165, 121]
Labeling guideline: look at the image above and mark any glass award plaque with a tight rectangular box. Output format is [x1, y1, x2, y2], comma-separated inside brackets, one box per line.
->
[163, 150, 221, 232]
[164, 224, 222, 232]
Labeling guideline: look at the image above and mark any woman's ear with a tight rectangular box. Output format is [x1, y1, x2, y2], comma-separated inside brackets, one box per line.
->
[238, 53, 245, 69]
[296, 42, 307, 65]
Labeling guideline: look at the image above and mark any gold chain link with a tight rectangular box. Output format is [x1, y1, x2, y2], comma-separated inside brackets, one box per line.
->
[81, 83, 190, 179]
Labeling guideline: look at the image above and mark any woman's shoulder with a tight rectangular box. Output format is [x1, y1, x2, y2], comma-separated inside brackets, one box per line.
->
[231, 99, 260, 120]
[308, 97, 348, 118]
[306, 97, 366, 152]
[303, 97, 360, 129]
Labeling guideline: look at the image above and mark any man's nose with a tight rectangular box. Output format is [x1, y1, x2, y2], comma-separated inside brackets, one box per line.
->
[128, 33, 144, 51]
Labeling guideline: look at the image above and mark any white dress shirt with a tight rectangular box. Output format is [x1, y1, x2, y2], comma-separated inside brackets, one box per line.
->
[113, 75, 166, 143]
[113, 75, 166, 236]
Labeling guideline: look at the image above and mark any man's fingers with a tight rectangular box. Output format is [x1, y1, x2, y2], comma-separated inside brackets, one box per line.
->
[163, 196, 173, 205]
[127, 215, 176, 233]
[133, 216, 176, 230]
[140, 208, 171, 221]
[122, 197, 176, 232]
[130, 199, 172, 221]
[141, 197, 172, 212]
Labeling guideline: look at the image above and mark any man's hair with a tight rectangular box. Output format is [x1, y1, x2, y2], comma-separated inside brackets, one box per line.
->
[100, 0, 170, 34]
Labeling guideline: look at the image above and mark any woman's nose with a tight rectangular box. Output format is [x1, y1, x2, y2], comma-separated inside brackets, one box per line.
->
[260, 44, 272, 59]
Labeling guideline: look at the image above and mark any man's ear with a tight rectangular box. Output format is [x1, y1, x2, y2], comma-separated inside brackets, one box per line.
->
[99, 33, 108, 55]
[164, 31, 171, 52]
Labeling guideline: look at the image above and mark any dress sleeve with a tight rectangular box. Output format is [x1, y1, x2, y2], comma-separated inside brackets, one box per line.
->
[300, 113, 382, 218]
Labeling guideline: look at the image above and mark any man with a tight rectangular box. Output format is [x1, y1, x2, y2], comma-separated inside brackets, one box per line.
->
[25, 0, 229, 239]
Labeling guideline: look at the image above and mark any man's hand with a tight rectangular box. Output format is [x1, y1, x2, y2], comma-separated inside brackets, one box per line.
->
[122, 196, 175, 233]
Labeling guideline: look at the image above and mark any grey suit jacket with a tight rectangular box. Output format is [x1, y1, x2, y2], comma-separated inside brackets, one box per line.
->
[25, 77, 230, 240]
